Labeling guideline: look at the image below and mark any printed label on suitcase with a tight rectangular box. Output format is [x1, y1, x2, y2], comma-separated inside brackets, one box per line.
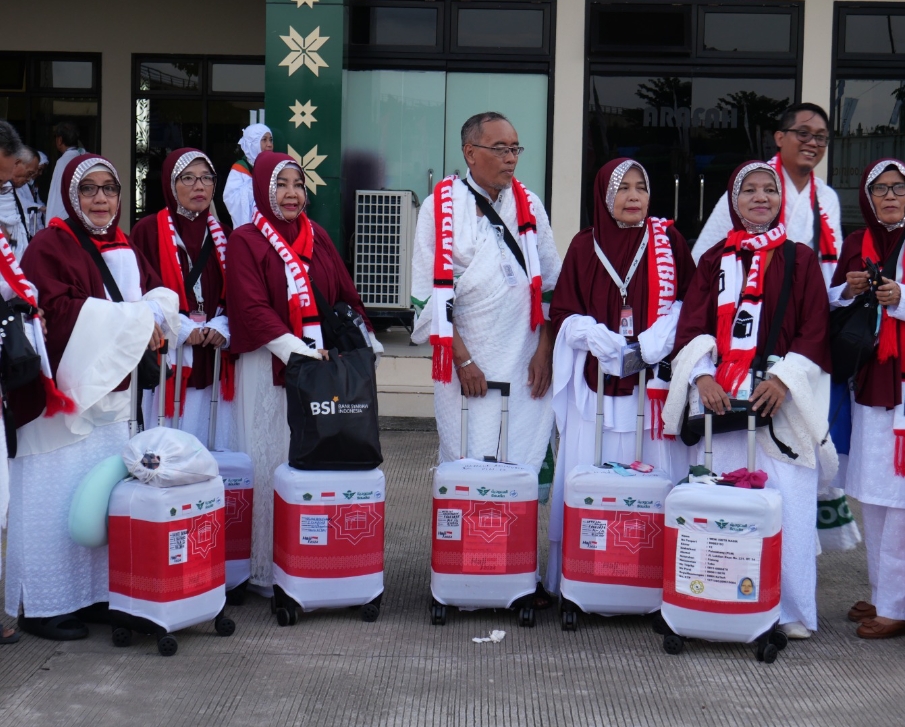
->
[273, 493, 384, 579]
[674, 531, 762, 602]
[431, 498, 537, 575]
[169, 529, 188, 564]
[301, 515, 329, 545]
[109, 511, 226, 602]
[580, 519, 608, 550]
[562, 507, 665, 588]
[436, 509, 462, 540]
[662, 527, 782, 613]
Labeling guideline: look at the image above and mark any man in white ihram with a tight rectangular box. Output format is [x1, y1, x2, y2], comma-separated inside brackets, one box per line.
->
[693, 102, 842, 288]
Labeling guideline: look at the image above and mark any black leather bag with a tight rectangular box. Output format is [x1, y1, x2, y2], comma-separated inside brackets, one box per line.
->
[0, 295, 41, 391]
[311, 283, 370, 353]
[285, 347, 382, 471]
[828, 232, 903, 384]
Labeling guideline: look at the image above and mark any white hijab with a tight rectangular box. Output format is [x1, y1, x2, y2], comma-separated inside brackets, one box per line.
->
[239, 124, 271, 166]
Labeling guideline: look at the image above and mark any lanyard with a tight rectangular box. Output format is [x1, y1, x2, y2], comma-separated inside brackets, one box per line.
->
[593, 226, 649, 304]
[174, 230, 205, 307]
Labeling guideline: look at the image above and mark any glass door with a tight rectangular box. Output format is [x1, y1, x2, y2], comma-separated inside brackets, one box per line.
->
[586, 74, 795, 244]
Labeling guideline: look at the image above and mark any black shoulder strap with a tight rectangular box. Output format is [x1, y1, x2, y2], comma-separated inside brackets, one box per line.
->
[309, 279, 344, 339]
[64, 219, 124, 303]
[183, 230, 216, 308]
[463, 180, 528, 276]
[761, 239, 796, 365]
[13, 192, 32, 243]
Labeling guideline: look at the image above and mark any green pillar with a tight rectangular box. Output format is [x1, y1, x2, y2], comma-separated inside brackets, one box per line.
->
[266, 0, 344, 254]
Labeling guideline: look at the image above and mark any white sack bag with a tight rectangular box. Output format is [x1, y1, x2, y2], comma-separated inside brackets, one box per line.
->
[123, 428, 219, 487]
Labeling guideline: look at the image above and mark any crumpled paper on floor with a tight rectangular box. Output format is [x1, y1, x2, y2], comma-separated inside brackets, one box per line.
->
[472, 630, 506, 644]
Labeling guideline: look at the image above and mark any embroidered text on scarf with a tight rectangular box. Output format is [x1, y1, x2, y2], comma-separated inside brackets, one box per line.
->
[252, 210, 322, 350]
[0, 227, 76, 417]
[428, 175, 545, 383]
[644, 217, 677, 439]
[715, 223, 788, 396]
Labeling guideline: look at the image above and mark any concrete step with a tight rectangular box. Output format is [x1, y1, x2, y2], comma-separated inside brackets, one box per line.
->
[375, 328, 434, 418]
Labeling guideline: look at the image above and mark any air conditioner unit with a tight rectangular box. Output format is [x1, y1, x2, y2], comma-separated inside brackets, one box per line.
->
[353, 190, 418, 311]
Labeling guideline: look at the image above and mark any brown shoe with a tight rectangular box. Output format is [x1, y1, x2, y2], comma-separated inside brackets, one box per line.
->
[848, 601, 877, 622]
[856, 618, 905, 639]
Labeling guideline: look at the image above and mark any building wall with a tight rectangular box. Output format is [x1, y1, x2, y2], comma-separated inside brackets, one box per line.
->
[3, 1, 266, 229]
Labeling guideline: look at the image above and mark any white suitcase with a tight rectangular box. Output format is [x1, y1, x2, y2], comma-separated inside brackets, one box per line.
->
[271, 465, 385, 625]
[430, 382, 539, 628]
[107, 351, 234, 656]
[560, 368, 673, 628]
[659, 412, 786, 663]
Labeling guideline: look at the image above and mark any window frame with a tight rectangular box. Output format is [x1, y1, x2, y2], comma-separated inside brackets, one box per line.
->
[347, 0, 445, 54]
[696, 5, 800, 61]
[835, 3, 905, 63]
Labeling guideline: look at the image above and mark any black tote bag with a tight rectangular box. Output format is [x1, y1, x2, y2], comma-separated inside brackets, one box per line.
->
[285, 347, 382, 471]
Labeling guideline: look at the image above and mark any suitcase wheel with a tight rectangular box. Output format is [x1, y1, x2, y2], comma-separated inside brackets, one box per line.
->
[111, 627, 132, 648]
[157, 634, 178, 657]
[651, 611, 669, 636]
[561, 611, 578, 632]
[518, 607, 536, 628]
[360, 603, 380, 623]
[430, 604, 447, 626]
[275, 608, 293, 627]
[756, 642, 779, 664]
[663, 634, 684, 655]
[215, 616, 236, 637]
[769, 630, 788, 652]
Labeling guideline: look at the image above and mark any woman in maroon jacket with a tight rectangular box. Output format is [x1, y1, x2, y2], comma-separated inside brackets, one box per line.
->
[225, 151, 378, 594]
[130, 148, 233, 445]
[831, 158, 905, 639]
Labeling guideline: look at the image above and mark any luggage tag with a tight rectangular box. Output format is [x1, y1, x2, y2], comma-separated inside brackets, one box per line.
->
[629, 461, 654, 473]
[620, 342, 645, 377]
[619, 305, 634, 337]
[189, 305, 207, 324]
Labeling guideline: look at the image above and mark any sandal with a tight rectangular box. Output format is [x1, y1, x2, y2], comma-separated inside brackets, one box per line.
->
[0, 627, 20, 645]
[19, 614, 89, 641]
[532, 583, 553, 611]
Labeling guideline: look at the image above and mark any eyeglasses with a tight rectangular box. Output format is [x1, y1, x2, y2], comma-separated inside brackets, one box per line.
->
[78, 183, 121, 198]
[869, 182, 905, 197]
[177, 173, 217, 187]
[469, 144, 525, 158]
[781, 128, 829, 147]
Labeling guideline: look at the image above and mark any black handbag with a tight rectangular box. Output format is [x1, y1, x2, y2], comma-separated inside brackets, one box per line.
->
[311, 282, 370, 353]
[285, 347, 382, 471]
[0, 295, 41, 390]
[829, 231, 904, 384]
[65, 219, 170, 390]
[681, 239, 796, 442]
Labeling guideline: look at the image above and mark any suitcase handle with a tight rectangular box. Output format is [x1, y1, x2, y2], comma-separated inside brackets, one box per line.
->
[208, 347, 221, 450]
[594, 362, 648, 468]
[460, 380, 510, 462]
[703, 411, 756, 473]
[157, 339, 170, 428]
[173, 344, 185, 430]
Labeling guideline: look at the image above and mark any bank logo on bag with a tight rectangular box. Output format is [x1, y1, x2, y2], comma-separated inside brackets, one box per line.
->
[310, 394, 370, 416]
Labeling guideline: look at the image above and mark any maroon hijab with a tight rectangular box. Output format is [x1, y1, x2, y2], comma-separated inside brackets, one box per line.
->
[161, 148, 216, 249]
[859, 158, 905, 261]
[592, 158, 650, 272]
[251, 150, 305, 242]
[61, 153, 123, 242]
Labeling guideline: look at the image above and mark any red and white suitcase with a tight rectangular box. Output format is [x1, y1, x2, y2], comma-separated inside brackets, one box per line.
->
[107, 356, 234, 657]
[430, 382, 539, 628]
[659, 412, 786, 663]
[271, 465, 385, 625]
[206, 348, 254, 601]
[560, 368, 673, 630]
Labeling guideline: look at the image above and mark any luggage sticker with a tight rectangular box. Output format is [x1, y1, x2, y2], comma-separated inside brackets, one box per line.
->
[675, 531, 762, 602]
[301, 514, 329, 546]
[580, 519, 608, 550]
[168, 529, 188, 565]
[437, 509, 462, 540]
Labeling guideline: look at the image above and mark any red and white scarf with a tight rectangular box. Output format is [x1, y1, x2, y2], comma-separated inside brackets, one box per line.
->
[861, 229, 905, 474]
[252, 210, 322, 350]
[429, 175, 544, 383]
[771, 155, 837, 281]
[155, 210, 231, 415]
[644, 217, 677, 439]
[715, 224, 788, 396]
[0, 227, 76, 417]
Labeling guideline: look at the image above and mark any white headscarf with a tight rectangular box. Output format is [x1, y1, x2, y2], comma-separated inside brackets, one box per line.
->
[239, 124, 271, 166]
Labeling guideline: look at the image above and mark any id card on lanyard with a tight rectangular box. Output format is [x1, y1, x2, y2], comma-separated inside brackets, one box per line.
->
[593, 227, 648, 338]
